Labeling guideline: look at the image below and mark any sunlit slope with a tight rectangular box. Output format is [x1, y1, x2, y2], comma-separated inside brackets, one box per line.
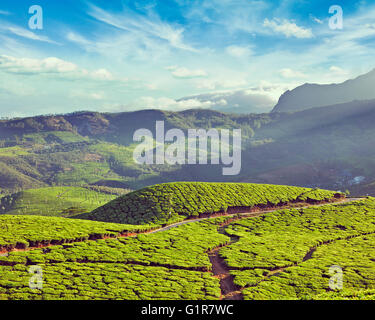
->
[76, 182, 341, 225]
[0, 215, 154, 252]
[0, 187, 119, 217]
[1, 199, 375, 300]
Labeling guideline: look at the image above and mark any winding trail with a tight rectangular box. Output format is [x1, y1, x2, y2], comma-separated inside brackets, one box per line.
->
[0, 197, 359, 257]
[236, 229, 375, 292]
[208, 221, 243, 300]
[0, 197, 364, 300]
[150, 197, 362, 234]
[204, 197, 363, 300]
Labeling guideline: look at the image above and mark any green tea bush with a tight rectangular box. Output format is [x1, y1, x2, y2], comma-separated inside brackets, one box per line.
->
[77, 182, 339, 225]
[0, 215, 154, 251]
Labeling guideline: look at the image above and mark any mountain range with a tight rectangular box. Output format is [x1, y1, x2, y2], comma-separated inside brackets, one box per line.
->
[1, 69, 375, 196]
[272, 68, 375, 113]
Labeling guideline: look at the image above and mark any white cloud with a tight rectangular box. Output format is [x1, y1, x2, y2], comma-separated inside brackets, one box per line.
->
[195, 78, 248, 90]
[70, 89, 105, 100]
[177, 88, 277, 113]
[66, 28, 176, 62]
[66, 32, 91, 46]
[0, 10, 10, 16]
[87, 4, 196, 52]
[329, 66, 349, 77]
[0, 55, 121, 83]
[91, 68, 114, 81]
[0, 55, 78, 74]
[123, 96, 214, 111]
[4, 26, 58, 44]
[279, 68, 307, 79]
[311, 15, 324, 24]
[167, 66, 207, 78]
[263, 18, 313, 38]
[226, 45, 253, 58]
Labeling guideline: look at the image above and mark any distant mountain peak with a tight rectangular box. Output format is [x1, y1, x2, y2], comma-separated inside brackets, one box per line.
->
[272, 68, 375, 113]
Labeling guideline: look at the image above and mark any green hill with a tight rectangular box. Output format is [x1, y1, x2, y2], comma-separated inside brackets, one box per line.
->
[0, 214, 154, 252]
[76, 182, 341, 225]
[2, 104, 375, 192]
[1, 197, 375, 300]
[0, 187, 127, 217]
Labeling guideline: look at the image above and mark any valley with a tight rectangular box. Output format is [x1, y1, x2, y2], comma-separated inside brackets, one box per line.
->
[2, 100, 375, 195]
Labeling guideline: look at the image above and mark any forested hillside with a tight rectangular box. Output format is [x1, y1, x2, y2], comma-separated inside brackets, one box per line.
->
[1, 101, 375, 194]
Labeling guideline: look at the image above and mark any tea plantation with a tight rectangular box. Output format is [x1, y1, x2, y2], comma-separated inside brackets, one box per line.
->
[0, 183, 374, 300]
[222, 198, 375, 299]
[76, 182, 340, 225]
[0, 187, 120, 217]
[0, 263, 220, 300]
[0, 217, 230, 300]
[0, 215, 155, 252]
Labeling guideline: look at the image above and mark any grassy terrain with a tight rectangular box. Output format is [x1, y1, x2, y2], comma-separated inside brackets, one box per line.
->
[0, 146, 30, 157]
[23, 131, 88, 144]
[0, 198, 375, 300]
[0, 264, 220, 300]
[0, 216, 229, 300]
[221, 198, 375, 299]
[1, 217, 229, 269]
[314, 289, 375, 300]
[0, 215, 155, 251]
[0, 187, 121, 217]
[77, 182, 340, 225]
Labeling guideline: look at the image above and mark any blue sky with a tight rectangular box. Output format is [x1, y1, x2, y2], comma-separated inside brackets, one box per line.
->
[0, 0, 375, 117]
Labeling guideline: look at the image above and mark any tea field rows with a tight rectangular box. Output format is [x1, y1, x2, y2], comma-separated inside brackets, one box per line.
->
[78, 182, 340, 225]
[0, 198, 374, 300]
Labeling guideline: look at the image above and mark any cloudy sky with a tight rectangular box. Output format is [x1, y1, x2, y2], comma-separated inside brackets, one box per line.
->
[0, 0, 375, 117]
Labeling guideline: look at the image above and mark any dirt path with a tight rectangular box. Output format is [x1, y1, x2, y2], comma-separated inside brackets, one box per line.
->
[0, 197, 365, 301]
[0, 197, 362, 258]
[208, 222, 243, 300]
[240, 229, 375, 291]
[150, 197, 361, 235]
[204, 197, 362, 300]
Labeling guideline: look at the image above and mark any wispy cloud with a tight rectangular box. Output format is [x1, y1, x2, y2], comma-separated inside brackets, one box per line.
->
[226, 45, 253, 58]
[0, 55, 78, 75]
[0, 54, 121, 83]
[329, 66, 349, 77]
[263, 18, 313, 38]
[69, 89, 106, 100]
[166, 66, 207, 79]
[87, 4, 197, 52]
[66, 31, 91, 46]
[279, 68, 307, 79]
[0, 0, 374, 116]
[1, 24, 58, 44]
[310, 15, 324, 25]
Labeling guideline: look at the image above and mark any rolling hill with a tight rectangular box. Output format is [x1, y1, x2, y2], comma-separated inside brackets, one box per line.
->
[76, 182, 341, 225]
[1, 97, 375, 194]
[0, 186, 130, 217]
[1, 195, 375, 300]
